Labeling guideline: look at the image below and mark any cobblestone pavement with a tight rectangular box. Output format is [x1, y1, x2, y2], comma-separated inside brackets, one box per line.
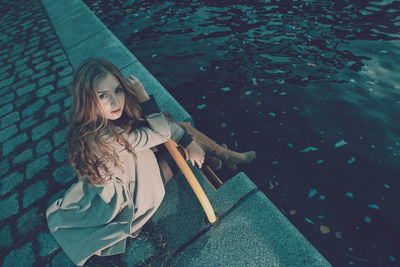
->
[0, 1, 167, 266]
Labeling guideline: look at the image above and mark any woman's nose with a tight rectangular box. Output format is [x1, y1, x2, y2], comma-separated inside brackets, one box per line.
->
[109, 95, 117, 106]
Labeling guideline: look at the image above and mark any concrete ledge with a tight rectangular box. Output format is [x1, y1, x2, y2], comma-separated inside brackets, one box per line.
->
[172, 190, 331, 266]
[152, 171, 258, 254]
[52, 7, 107, 50]
[66, 29, 138, 70]
[151, 166, 213, 253]
[42, 0, 192, 124]
[42, 0, 84, 25]
[154, 171, 330, 266]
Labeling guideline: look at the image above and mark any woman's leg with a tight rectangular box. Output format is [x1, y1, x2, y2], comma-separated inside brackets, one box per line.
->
[177, 122, 256, 170]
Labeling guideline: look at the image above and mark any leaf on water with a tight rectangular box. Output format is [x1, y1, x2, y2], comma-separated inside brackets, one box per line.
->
[317, 160, 324, 164]
[345, 192, 354, 198]
[335, 231, 343, 239]
[305, 217, 314, 224]
[245, 90, 252, 95]
[364, 216, 372, 224]
[320, 225, 330, 234]
[307, 62, 317, 67]
[200, 66, 206, 71]
[252, 78, 258, 85]
[347, 157, 356, 164]
[308, 188, 318, 198]
[197, 104, 206, 110]
[269, 180, 274, 190]
[220, 87, 231, 92]
[384, 184, 390, 189]
[289, 209, 296, 215]
[299, 146, 318, 152]
[368, 204, 380, 210]
[269, 112, 276, 117]
[334, 140, 348, 148]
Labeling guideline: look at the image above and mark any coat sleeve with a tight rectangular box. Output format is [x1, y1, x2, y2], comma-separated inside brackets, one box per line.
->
[109, 95, 172, 152]
[168, 120, 193, 147]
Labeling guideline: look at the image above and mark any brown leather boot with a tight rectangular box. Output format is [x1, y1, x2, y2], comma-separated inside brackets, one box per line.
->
[177, 122, 256, 170]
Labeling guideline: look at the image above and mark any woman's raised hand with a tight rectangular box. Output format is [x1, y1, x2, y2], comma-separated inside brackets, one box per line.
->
[186, 141, 205, 169]
[126, 75, 150, 103]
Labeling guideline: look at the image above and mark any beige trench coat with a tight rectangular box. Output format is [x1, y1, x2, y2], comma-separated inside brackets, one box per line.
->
[46, 98, 179, 265]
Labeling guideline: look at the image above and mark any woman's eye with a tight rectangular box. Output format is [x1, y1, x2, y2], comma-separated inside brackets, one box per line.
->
[116, 87, 123, 93]
[99, 94, 106, 99]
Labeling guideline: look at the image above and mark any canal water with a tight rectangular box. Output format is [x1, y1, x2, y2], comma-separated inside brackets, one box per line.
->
[83, 0, 400, 265]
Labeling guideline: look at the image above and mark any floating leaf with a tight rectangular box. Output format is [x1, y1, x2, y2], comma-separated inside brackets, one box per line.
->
[364, 216, 372, 224]
[245, 90, 252, 95]
[268, 180, 274, 190]
[335, 231, 343, 239]
[251, 78, 258, 85]
[334, 140, 348, 148]
[300, 146, 318, 152]
[288, 143, 294, 148]
[269, 112, 276, 117]
[319, 195, 326, 200]
[389, 256, 395, 262]
[347, 157, 356, 164]
[197, 104, 206, 110]
[308, 188, 318, 198]
[151, 54, 157, 58]
[317, 160, 324, 164]
[220, 87, 231, 92]
[320, 225, 330, 234]
[345, 192, 354, 198]
[305, 217, 314, 224]
[368, 204, 380, 210]
[289, 209, 296, 215]
[200, 66, 206, 71]
[384, 184, 390, 189]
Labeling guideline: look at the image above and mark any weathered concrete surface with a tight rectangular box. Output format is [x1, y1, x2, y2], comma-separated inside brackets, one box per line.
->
[172, 190, 330, 266]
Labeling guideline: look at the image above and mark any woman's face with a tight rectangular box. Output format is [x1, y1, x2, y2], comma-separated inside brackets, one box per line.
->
[95, 73, 125, 120]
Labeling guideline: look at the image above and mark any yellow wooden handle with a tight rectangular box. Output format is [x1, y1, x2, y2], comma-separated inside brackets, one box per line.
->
[164, 139, 217, 224]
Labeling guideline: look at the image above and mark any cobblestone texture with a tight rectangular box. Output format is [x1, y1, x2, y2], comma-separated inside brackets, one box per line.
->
[0, 1, 76, 265]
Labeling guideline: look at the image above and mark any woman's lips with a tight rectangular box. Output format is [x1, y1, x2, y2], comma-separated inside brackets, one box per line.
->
[111, 108, 121, 113]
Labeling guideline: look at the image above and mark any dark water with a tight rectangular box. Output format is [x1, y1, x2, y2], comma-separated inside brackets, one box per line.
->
[83, 0, 400, 265]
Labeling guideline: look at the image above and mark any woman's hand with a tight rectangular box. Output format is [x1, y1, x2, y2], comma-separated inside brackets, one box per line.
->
[186, 141, 205, 169]
[126, 75, 150, 103]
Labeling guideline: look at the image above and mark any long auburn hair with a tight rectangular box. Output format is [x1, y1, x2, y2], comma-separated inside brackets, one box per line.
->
[67, 58, 146, 185]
